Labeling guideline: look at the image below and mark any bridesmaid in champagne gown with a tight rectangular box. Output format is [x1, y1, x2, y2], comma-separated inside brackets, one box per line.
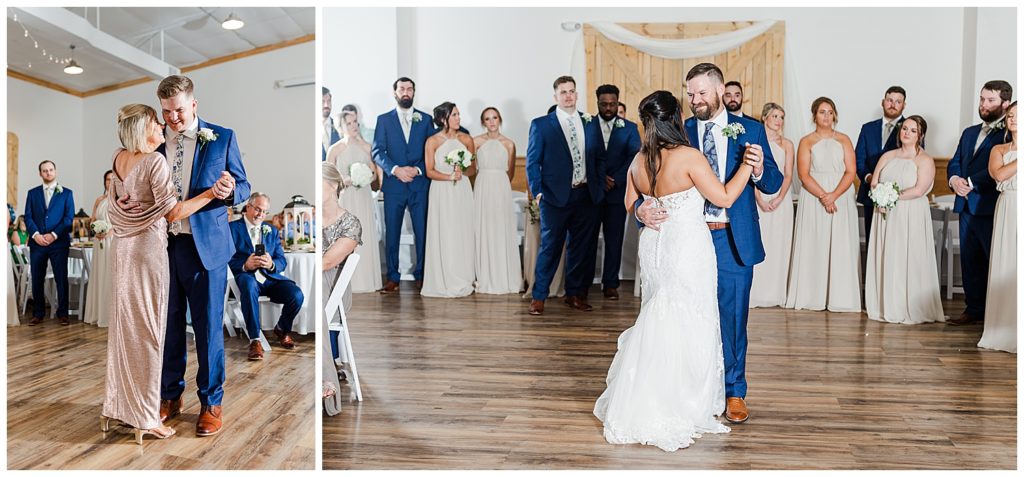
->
[84, 170, 114, 327]
[421, 102, 476, 298]
[980, 102, 1017, 353]
[864, 116, 944, 324]
[103, 104, 216, 443]
[750, 103, 795, 308]
[786, 97, 861, 312]
[473, 107, 522, 294]
[326, 110, 382, 293]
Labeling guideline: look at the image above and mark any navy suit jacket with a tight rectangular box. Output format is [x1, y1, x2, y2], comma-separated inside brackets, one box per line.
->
[855, 117, 912, 204]
[526, 111, 605, 207]
[322, 121, 342, 162]
[24, 185, 75, 250]
[228, 219, 289, 282]
[371, 108, 436, 196]
[597, 118, 642, 205]
[156, 118, 251, 270]
[683, 113, 783, 266]
[947, 123, 1005, 215]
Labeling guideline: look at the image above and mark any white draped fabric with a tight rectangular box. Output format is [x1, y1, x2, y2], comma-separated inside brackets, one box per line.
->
[587, 21, 778, 58]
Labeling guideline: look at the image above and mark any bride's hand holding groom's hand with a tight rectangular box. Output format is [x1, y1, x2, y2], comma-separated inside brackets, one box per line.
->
[211, 172, 235, 200]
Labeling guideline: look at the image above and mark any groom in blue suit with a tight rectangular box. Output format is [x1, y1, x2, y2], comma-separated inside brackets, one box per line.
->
[526, 75, 605, 315]
[23, 160, 75, 325]
[638, 63, 782, 424]
[946, 80, 1012, 326]
[372, 77, 436, 292]
[855, 86, 908, 241]
[147, 75, 250, 437]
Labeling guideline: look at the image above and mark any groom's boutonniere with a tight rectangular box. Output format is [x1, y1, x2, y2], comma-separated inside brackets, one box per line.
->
[721, 123, 746, 140]
[581, 113, 593, 125]
[261, 224, 271, 235]
[54, 184, 64, 195]
[411, 112, 423, 123]
[197, 127, 218, 148]
[613, 118, 626, 129]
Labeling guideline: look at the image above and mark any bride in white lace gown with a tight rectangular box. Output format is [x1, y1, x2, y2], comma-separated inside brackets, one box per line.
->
[594, 91, 753, 452]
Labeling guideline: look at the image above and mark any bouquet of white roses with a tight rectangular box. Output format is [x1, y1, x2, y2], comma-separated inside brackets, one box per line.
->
[349, 162, 374, 189]
[444, 149, 474, 185]
[91, 219, 111, 248]
[868, 181, 901, 218]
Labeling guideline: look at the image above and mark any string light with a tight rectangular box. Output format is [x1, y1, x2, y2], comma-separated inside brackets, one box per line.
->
[8, 8, 75, 70]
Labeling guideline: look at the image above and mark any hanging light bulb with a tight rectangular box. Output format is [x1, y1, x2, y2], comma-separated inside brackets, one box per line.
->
[63, 45, 83, 75]
[221, 12, 244, 30]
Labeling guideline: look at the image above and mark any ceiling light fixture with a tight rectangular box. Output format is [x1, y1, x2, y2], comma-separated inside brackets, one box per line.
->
[221, 12, 244, 30]
[63, 45, 83, 75]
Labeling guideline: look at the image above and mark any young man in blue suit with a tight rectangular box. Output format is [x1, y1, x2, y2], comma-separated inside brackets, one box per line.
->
[637, 63, 782, 424]
[372, 77, 435, 293]
[592, 84, 641, 300]
[946, 80, 1012, 326]
[228, 193, 304, 361]
[23, 160, 74, 326]
[855, 85, 907, 241]
[322, 87, 342, 161]
[526, 75, 605, 315]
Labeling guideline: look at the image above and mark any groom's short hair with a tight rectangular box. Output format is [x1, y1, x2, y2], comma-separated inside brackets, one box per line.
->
[685, 63, 724, 85]
[157, 75, 195, 99]
[553, 76, 576, 90]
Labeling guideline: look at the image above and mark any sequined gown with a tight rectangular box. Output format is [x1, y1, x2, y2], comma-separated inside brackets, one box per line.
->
[322, 210, 363, 416]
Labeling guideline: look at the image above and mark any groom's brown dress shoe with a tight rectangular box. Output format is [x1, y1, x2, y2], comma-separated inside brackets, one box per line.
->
[380, 280, 400, 294]
[160, 398, 182, 423]
[947, 311, 980, 326]
[248, 341, 265, 361]
[528, 299, 545, 315]
[196, 405, 223, 437]
[725, 397, 749, 423]
[565, 296, 594, 311]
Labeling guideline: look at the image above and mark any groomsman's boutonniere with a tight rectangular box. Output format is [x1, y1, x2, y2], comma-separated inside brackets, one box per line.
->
[721, 123, 746, 140]
[197, 128, 218, 148]
[261, 224, 271, 235]
[613, 118, 626, 129]
[992, 120, 1006, 131]
[411, 112, 423, 123]
[581, 113, 593, 125]
[54, 184, 64, 194]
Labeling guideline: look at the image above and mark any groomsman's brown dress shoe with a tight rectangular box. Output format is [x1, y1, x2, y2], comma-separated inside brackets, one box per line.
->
[274, 328, 296, 350]
[247, 341, 264, 361]
[28, 316, 43, 326]
[196, 405, 223, 436]
[58, 316, 70, 325]
[564, 296, 594, 311]
[947, 311, 980, 326]
[160, 398, 182, 423]
[528, 300, 545, 315]
[380, 280, 400, 294]
[603, 288, 619, 300]
[725, 397, 749, 423]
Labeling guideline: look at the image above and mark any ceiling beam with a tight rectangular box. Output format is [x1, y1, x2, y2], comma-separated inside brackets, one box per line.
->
[15, 7, 180, 80]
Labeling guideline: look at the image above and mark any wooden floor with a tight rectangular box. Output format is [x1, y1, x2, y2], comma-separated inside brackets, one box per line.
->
[324, 284, 1016, 470]
[6, 314, 315, 470]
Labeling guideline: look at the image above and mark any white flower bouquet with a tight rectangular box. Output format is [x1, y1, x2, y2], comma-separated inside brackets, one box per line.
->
[91, 219, 111, 248]
[444, 149, 474, 185]
[350, 162, 374, 189]
[869, 181, 901, 218]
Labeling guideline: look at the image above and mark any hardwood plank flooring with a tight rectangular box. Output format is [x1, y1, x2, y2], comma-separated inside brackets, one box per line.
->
[323, 284, 1015, 470]
[6, 316, 315, 470]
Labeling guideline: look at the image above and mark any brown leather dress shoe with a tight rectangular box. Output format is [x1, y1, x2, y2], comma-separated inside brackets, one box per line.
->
[274, 328, 296, 350]
[380, 280, 400, 294]
[947, 311, 980, 326]
[196, 405, 223, 436]
[725, 397, 749, 423]
[58, 316, 70, 325]
[160, 398, 182, 423]
[603, 288, 619, 300]
[564, 296, 594, 311]
[247, 341, 264, 360]
[528, 299, 545, 315]
[28, 316, 43, 326]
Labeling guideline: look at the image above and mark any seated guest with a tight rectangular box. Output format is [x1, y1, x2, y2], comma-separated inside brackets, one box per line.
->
[228, 192, 305, 360]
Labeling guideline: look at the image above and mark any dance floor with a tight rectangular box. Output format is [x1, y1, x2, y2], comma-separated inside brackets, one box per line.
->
[6, 315, 315, 470]
[323, 283, 1015, 470]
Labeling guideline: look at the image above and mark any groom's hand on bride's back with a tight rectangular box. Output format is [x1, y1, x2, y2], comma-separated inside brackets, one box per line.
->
[115, 194, 144, 214]
[636, 200, 667, 231]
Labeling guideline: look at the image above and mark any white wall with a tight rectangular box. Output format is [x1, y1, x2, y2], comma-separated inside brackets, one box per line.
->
[7, 78, 85, 212]
[973, 7, 1018, 124]
[322, 7, 398, 131]
[326, 7, 1017, 158]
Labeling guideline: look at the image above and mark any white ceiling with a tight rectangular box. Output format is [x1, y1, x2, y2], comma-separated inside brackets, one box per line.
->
[7, 7, 314, 93]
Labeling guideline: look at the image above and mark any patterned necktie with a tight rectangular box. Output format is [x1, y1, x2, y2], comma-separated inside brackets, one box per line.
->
[703, 123, 723, 217]
[567, 117, 585, 185]
[883, 121, 894, 146]
[169, 134, 185, 235]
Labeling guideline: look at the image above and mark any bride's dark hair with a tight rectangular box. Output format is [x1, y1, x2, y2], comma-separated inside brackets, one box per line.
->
[638, 91, 690, 198]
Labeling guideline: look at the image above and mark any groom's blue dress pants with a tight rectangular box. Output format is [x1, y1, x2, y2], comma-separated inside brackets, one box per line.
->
[711, 228, 753, 399]
[162, 234, 227, 406]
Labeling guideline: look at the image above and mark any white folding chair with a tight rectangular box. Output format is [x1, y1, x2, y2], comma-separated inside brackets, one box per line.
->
[12, 245, 32, 316]
[946, 210, 963, 299]
[67, 248, 90, 321]
[930, 206, 950, 285]
[224, 268, 272, 352]
[325, 253, 362, 401]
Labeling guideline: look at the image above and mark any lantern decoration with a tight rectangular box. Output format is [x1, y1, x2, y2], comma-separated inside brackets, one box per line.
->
[283, 195, 314, 251]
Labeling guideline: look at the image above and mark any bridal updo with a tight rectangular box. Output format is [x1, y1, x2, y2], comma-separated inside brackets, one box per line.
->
[117, 103, 160, 153]
[638, 90, 690, 198]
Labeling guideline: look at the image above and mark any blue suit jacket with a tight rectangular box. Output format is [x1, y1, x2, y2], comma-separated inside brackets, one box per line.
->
[597, 118, 642, 205]
[947, 123, 1005, 215]
[371, 109, 436, 195]
[157, 118, 251, 270]
[322, 122, 342, 162]
[228, 219, 289, 282]
[683, 113, 783, 266]
[526, 111, 606, 207]
[855, 117, 921, 205]
[24, 185, 75, 250]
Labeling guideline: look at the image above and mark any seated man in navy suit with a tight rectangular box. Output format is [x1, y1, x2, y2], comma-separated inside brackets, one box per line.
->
[228, 193, 304, 360]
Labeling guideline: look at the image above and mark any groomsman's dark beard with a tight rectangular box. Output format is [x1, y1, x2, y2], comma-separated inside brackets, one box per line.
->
[979, 107, 1003, 123]
[397, 97, 414, 109]
[726, 102, 741, 112]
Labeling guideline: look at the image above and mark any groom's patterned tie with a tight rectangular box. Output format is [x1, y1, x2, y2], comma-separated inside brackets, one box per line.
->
[169, 133, 185, 235]
[703, 123, 723, 217]
[567, 117, 585, 186]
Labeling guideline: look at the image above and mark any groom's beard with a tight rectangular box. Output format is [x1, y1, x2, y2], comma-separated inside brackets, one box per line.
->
[396, 95, 414, 109]
[691, 96, 722, 121]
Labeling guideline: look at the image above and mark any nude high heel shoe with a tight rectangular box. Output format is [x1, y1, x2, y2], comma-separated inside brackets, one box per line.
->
[133, 425, 176, 445]
[100, 415, 113, 432]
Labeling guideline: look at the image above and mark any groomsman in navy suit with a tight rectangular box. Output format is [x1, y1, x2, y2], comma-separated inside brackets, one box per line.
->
[322, 87, 342, 161]
[23, 160, 74, 326]
[592, 84, 641, 300]
[372, 77, 435, 292]
[228, 193, 304, 361]
[946, 80, 1013, 325]
[637, 63, 782, 423]
[526, 76, 605, 315]
[147, 75, 250, 437]
[724, 81, 758, 122]
[855, 85, 908, 241]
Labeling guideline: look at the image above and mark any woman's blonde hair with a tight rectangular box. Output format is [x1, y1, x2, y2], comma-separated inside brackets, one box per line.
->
[322, 162, 346, 203]
[117, 104, 159, 153]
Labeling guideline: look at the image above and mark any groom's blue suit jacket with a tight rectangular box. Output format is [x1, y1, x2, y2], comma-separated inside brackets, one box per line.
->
[156, 118, 250, 271]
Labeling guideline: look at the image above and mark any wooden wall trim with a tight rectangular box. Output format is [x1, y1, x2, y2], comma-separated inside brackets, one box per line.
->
[6, 69, 85, 97]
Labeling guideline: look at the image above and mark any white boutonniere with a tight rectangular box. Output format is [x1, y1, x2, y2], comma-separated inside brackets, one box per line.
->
[261, 224, 271, 235]
[54, 184, 63, 194]
[992, 120, 1006, 131]
[613, 118, 625, 129]
[411, 112, 423, 123]
[721, 123, 746, 140]
[197, 127, 218, 148]
[581, 113, 593, 125]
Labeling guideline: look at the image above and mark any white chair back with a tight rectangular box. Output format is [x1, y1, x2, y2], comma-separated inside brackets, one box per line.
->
[67, 248, 90, 319]
[325, 253, 362, 401]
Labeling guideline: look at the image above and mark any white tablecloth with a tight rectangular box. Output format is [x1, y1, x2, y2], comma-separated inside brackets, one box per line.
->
[257, 251, 316, 335]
